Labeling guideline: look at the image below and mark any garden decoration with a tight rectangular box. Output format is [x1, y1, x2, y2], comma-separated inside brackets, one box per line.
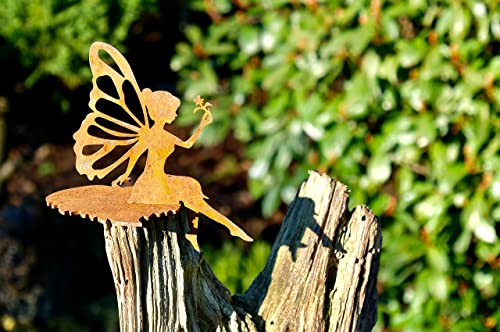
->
[46, 42, 252, 251]
[45, 42, 381, 331]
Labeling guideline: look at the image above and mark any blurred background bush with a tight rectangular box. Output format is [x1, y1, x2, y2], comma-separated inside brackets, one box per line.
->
[0, 0, 498, 331]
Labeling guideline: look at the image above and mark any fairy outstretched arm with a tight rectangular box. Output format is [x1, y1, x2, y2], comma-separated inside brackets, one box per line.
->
[177, 96, 213, 149]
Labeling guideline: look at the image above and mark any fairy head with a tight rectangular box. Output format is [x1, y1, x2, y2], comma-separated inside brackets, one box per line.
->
[142, 88, 181, 124]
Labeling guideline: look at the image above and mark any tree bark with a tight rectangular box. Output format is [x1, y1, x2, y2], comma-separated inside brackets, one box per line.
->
[104, 171, 382, 331]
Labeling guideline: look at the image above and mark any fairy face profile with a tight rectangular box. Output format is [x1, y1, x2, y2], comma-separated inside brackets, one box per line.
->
[142, 89, 180, 124]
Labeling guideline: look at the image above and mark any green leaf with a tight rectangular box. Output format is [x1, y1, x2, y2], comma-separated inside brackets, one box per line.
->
[213, 0, 232, 14]
[343, 74, 371, 119]
[320, 123, 352, 161]
[367, 154, 392, 185]
[362, 51, 381, 79]
[370, 193, 391, 216]
[472, 219, 498, 244]
[450, 5, 471, 41]
[262, 63, 292, 91]
[205, 42, 237, 55]
[274, 144, 293, 170]
[380, 16, 399, 41]
[348, 23, 376, 57]
[262, 186, 280, 218]
[462, 191, 498, 244]
[426, 246, 450, 272]
[473, 271, 495, 298]
[427, 272, 449, 302]
[185, 25, 203, 44]
[296, 92, 324, 120]
[436, 7, 454, 36]
[183, 62, 218, 100]
[453, 229, 472, 254]
[378, 55, 399, 84]
[414, 194, 446, 226]
[238, 26, 260, 56]
[396, 38, 426, 68]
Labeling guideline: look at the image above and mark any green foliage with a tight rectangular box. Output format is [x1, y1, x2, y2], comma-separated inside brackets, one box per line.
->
[0, 0, 156, 90]
[203, 240, 271, 294]
[172, 0, 500, 329]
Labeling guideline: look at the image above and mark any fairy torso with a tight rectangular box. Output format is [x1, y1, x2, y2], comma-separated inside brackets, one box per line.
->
[127, 124, 186, 204]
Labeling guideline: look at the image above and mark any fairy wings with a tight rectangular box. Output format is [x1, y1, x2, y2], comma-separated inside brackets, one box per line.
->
[73, 42, 148, 183]
[73, 42, 210, 184]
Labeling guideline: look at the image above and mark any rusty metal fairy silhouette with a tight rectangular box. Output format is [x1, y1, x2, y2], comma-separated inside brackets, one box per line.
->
[46, 42, 253, 250]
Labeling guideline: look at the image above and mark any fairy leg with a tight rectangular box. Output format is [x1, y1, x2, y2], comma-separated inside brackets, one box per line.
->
[169, 175, 252, 242]
[185, 201, 253, 242]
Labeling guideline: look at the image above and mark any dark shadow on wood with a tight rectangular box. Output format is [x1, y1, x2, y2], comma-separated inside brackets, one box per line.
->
[233, 196, 331, 329]
[278, 196, 334, 261]
[232, 171, 380, 331]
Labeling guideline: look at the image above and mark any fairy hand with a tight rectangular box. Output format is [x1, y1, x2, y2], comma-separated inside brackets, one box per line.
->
[200, 108, 213, 128]
[193, 96, 213, 128]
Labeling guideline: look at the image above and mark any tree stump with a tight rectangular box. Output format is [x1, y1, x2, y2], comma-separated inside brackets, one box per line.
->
[104, 171, 382, 331]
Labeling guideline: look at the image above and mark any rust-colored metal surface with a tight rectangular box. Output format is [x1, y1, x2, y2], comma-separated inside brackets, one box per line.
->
[46, 42, 252, 250]
[46, 186, 180, 226]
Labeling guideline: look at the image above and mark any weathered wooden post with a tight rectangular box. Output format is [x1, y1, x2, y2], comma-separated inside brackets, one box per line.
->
[46, 42, 382, 331]
[100, 171, 381, 331]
